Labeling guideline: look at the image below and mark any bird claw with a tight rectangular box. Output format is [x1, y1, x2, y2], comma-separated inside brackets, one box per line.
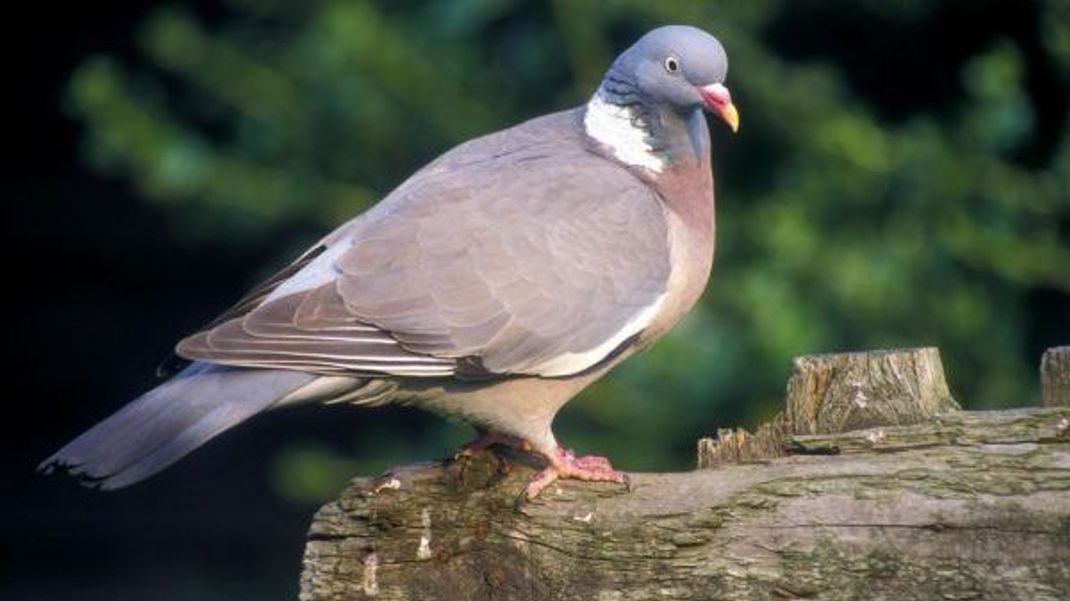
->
[521, 447, 629, 501]
[454, 436, 628, 506]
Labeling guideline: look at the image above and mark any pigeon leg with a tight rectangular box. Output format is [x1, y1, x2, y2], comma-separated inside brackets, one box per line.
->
[524, 446, 628, 500]
[455, 429, 533, 458]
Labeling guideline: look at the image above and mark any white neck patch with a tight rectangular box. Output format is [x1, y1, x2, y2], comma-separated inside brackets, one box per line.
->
[583, 90, 665, 173]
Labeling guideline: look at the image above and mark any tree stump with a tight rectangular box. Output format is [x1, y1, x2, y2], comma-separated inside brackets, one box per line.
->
[697, 348, 959, 468]
[1042, 346, 1070, 407]
[300, 350, 1070, 600]
[695, 418, 787, 468]
[784, 347, 959, 435]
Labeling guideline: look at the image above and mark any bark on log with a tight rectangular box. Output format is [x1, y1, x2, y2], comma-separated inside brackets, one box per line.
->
[301, 407, 1070, 601]
[1042, 346, 1070, 407]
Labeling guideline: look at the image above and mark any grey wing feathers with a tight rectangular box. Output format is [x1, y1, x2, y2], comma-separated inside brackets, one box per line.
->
[158, 244, 330, 377]
[177, 110, 672, 378]
[178, 289, 455, 376]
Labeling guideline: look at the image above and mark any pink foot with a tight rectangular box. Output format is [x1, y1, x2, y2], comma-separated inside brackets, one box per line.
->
[455, 430, 533, 459]
[524, 447, 629, 500]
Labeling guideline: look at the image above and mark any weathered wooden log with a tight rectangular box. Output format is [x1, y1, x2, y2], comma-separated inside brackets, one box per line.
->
[301, 406, 1070, 601]
[697, 348, 959, 468]
[1042, 346, 1070, 407]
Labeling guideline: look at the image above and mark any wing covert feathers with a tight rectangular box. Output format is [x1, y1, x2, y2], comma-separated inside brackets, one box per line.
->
[177, 110, 672, 378]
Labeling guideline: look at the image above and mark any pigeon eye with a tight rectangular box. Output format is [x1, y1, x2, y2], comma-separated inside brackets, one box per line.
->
[664, 56, 680, 73]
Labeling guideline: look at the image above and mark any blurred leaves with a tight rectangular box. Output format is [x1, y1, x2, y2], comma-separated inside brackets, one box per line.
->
[68, 0, 1069, 496]
[270, 442, 357, 504]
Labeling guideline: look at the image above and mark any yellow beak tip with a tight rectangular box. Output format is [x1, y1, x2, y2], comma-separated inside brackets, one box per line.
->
[723, 103, 740, 134]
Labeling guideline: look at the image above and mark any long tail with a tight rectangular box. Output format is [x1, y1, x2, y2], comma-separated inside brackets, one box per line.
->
[39, 363, 316, 490]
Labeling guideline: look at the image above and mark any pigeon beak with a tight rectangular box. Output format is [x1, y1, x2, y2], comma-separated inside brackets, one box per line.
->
[698, 83, 740, 133]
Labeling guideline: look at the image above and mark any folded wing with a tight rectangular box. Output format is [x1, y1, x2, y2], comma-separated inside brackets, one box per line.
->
[177, 112, 672, 378]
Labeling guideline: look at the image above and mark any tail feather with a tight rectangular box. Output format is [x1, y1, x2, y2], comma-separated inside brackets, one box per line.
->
[40, 363, 315, 489]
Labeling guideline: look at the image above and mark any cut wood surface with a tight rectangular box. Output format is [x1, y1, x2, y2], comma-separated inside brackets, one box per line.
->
[300, 350, 1070, 600]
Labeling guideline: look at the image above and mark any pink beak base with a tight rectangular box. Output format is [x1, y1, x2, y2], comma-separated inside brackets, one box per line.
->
[698, 83, 740, 133]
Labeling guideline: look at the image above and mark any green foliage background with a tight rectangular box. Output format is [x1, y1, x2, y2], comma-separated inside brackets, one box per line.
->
[69, 0, 1069, 502]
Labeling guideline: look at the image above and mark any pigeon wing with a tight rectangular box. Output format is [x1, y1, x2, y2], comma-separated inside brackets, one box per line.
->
[177, 111, 672, 378]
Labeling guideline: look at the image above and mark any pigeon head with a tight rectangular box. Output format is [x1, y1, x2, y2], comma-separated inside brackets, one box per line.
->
[584, 25, 739, 172]
[605, 25, 739, 132]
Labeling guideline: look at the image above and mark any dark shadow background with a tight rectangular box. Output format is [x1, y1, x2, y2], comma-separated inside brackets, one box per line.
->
[3, 1, 1067, 599]
[7, 4, 463, 599]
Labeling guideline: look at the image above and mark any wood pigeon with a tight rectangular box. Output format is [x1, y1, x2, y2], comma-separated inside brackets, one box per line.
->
[41, 24, 739, 499]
